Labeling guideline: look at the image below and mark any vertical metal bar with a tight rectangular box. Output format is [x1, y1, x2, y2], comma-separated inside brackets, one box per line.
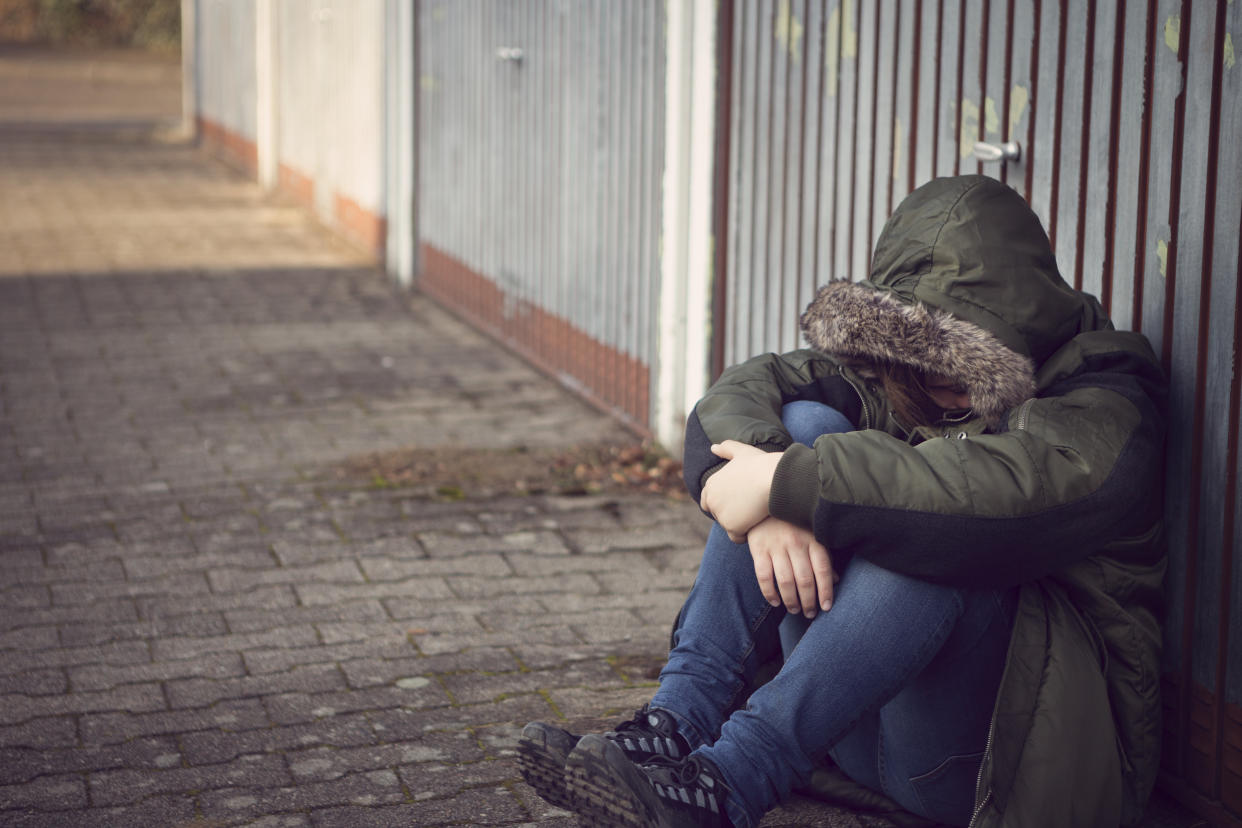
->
[730, 0, 757, 366]
[1204, 0, 1242, 803]
[815, 0, 841, 292]
[1052, 0, 1088, 287]
[851, 0, 877, 279]
[890, 0, 915, 211]
[935, 0, 961, 176]
[1108, 1, 1150, 333]
[833, 0, 859, 281]
[913, 0, 941, 186]
[713, 0, 737, 378]
[1079, 0, 1117, 307]
[798, 0, 825, 329]
[1175, 0, 1223, 794]
[641, 0, 658, 406]
[750, 1, 773, 355]
[766, 1, 789, 353]
[1162, 0, 1196, 781]
[981, 0, 1010, 186]
[959, 0, 984, 178]
[777, 0, 806, 353]
[1028, 0, 1062, 240]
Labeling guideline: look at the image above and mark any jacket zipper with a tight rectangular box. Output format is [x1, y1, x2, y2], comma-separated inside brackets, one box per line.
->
[842, 373, 873, 430]
[1014, 398, 1036, 431]
[966, 717, 997, 828]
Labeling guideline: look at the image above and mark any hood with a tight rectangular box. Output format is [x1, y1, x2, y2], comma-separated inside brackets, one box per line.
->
[800, 175, 1109, 424]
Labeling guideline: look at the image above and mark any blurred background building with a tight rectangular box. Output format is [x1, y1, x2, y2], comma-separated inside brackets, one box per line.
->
[3, 1, 1240, 825]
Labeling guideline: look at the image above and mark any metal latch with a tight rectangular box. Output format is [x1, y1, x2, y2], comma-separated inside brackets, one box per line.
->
[496, 47, 525, 64]
[973, 141, 1021, 163]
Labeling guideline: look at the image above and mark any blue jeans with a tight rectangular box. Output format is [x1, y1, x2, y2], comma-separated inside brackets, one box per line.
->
[652, 401, 1016, 827]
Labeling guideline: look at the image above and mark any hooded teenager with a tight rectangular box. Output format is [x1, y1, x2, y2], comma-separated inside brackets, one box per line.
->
[519, 175, 1167, 828]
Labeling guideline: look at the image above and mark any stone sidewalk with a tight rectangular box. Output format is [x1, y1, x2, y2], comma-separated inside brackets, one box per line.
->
[0, 46, 1198, 828]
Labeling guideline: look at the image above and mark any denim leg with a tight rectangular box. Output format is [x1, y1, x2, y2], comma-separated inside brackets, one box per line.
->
[852, 586, 1016, 825]
[651, 402, 853, 747]
[694, 559, 1011, 828]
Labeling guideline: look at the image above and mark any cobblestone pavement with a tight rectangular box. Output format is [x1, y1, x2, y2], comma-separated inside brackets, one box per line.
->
[0, 46, 1199, 828]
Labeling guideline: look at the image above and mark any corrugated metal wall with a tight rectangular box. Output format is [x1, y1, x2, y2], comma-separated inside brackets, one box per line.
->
[714, 0, 1241, 822]
[417, 0, 666, 428]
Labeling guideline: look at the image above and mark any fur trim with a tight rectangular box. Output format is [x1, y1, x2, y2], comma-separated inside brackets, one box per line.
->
[800, 281, 1036, 424]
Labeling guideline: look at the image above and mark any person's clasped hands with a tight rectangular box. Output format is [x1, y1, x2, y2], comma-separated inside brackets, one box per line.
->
[700, 441, 838, 620]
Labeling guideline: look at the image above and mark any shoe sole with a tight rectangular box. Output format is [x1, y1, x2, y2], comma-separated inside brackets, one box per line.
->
[517, 722, 576, 812]
[565, 734, 660, 827]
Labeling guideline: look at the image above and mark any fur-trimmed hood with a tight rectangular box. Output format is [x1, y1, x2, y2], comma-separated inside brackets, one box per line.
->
[800, 175, 1109, 424]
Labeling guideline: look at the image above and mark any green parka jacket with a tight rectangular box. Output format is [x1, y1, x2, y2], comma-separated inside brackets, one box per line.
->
[681, 176, 1167, 828]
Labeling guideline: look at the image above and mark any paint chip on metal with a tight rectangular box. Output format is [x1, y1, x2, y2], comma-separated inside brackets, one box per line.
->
[1225, 33, 1235, 70]
[1009, 84, 1029, 135]
[776, 0, 804, 63]
[1157, 238, 1169, 279]
[984, 97, 1000, 138]
[959, 99, 981, 159]
[1164, 15, 1180, 55]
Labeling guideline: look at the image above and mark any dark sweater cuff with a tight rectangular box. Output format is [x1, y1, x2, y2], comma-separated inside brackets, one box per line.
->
[769, 443, 820, 530]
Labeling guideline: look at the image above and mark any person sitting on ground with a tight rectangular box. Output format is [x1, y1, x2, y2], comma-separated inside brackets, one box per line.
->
[517, 174, 1167, 828]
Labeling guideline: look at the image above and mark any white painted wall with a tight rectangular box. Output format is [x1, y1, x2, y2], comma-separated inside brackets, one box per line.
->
[196, 0, 257, 139]
[194, 0, 387, 227]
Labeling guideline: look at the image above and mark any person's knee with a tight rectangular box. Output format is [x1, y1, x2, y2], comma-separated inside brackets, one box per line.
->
[780, 401, 853, 446]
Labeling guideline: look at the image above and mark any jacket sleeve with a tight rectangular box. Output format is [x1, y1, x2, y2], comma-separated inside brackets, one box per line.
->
[768, 368, 1166, 588]
[682, 349, 866, 502]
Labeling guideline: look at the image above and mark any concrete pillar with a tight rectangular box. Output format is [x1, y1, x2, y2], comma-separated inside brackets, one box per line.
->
[655, 0, 717, 453]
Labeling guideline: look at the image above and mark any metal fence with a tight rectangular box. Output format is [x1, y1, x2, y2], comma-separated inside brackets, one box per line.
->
[417, 0, 667, 428]
[713, 1, 1241, 822]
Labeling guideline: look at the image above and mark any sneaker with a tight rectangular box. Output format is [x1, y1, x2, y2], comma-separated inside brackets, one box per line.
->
[564, 734, 733, 827]
[517, 720, 580, 811]
[518, 706, 690, 811]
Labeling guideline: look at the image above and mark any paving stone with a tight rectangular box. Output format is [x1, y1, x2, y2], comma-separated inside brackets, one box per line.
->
[89, 752, 291, 806]
[0, 716, 77, 749]
[70, 651, 245, 691]
[295, 578, 454, 606]
[80, 698, 271, 746]
[440, 659, 624, 706]
[151, 626, 320, 661]
[224, 600, 390, 633]
[246, 638, 417, 677]
[0, 626, 59, 652]
[58, 611, 229, 647]
[199, 769, 406, 821]
[166, 661, 347, 708]
[0, 640, 150, 675]
[136, 584, 299, 619]
[0, 682, 166, 724]
[263, 682, 454, 726]
[179, 712, 376, 765]
[0, 736, 180, 785]
[0, 668, 67, 696]
[49, 572, 209, 605]
[321, 786, 527, 826]
[0, 773, 87, 810]
[0, 795, 200, 828]
[357, 552, 513, 581]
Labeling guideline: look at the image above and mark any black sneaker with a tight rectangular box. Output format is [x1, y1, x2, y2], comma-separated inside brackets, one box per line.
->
[518, 706, 690, 811]
[564, 734, 733, 827]
[517, 720, 580, 811]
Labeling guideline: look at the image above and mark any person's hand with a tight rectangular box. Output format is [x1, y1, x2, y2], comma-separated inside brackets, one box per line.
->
[747, 516, 838, 618]
[700, 440, 783, 542]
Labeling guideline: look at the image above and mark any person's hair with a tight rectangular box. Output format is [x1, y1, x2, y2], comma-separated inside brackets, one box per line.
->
[841, 357, 946, 429]
[875, 361, 946, 429]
